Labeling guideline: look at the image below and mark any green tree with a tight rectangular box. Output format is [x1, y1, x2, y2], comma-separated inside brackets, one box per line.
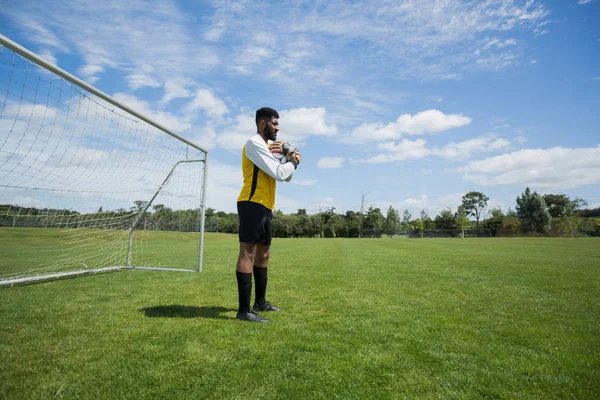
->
[461, 191, 489, 228]
[364, 206, 385, 237]
[323, 207, 337, 238]
[344, 211, 361, 238]
[205, 207, 216, 219]
[455, 205, 472, 231]
[516, 187, 552, 233]
[482, 207, 504, 236]
[295, 210, 310, 237]
[309, 214, 322, 237]
[384, 206, 400, 237]
[272, 210, 286, 237]
[420, 210, 435, 229]
[413, 218, 425, 237]
[483, 207, 504, 227]
[542, 194, 587, 218]
[131, 200, 148, 213]
[434, 208, 455, 230]
[401, 209, 412, 230]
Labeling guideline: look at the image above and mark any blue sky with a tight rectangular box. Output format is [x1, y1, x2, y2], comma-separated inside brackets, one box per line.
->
[1, 0, 599, 217]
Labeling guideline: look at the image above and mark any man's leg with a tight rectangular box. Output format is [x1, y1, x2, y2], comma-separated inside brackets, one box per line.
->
[253, 244, 269, 306]
[253, 244, 281, 311]
[236, 243, 268, 322]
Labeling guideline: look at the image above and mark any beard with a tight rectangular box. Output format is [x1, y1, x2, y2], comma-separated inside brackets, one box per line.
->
[264, 123, 277, 141]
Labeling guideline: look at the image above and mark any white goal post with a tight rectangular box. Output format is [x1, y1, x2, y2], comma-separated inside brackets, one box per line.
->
[0, 35, 209, 286]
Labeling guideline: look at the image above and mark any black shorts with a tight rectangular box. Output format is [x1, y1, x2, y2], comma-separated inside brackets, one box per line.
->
[237, 201, 272, 246]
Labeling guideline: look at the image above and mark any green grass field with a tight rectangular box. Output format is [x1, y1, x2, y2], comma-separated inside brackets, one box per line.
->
[1, 230, 599, 399]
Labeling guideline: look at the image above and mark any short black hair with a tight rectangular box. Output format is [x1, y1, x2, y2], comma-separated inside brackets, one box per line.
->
[255, 107, 279, 124]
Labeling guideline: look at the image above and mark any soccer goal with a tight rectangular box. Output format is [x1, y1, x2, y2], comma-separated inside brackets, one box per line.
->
[0, 35, 208, 287]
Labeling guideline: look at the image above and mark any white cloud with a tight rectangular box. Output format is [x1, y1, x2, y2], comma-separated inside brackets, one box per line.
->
[578, 0, 595, 4]
[4, 103, 58, 121]
[515, 131, 528, 143]
[126, 63, 162, 90]
[475, 53, 520, 71]
[459, 145, 600, 190]
[432, 134, 511, 161]
[79, 64, 105, 84]
[483, 37, 517, 49]
[160, 78, 193, 105]
[188, 126, 218, 151]
[9, 13, 65, 49]
[185, 89, 228, 119]
[204, 19, 227, 42]
[203, 0, 550, 87]
[352, 110, 472, 142]
[216, 112, 256, 151]
[317, 157, 345, 169]
[359, 134, 509, 164]
[279, 108, 337, 143]
[364, 139, 431, 163]
[3, 1, 219, 91]
[231, 33, 275, 75]
[112, 93, 191, 133]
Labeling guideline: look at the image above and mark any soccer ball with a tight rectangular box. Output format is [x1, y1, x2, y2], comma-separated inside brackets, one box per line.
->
[270, 147, 287, 164]
[269, 141, 297, 163]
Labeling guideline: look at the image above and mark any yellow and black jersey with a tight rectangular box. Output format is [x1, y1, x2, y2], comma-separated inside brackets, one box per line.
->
[237, 134, 295, 210]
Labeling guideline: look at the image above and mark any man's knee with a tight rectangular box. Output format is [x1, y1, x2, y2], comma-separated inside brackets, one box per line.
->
[255, 245, 271, 266]
[237, 243, 256, 273]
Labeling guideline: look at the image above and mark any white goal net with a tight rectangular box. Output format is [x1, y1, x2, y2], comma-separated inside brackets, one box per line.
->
[0, 35, 208, 286]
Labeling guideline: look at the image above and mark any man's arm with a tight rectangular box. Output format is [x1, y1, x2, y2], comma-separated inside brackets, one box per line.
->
[245, 137, 297, 182]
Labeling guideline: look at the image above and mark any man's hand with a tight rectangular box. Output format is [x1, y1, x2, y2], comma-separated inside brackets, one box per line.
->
[270, 140, 300, 166]
[269, 140, 284, 154]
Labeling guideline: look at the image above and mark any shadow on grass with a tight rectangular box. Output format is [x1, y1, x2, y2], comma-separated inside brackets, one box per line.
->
[140, 305, 235, 320]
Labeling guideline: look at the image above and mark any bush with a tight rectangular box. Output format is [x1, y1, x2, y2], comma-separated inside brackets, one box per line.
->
[497, 217, 521, 236]
[549, 217, 583, 237]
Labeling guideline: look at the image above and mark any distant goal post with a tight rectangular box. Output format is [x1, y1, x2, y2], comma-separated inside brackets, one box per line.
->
[0, 35, 209, 286]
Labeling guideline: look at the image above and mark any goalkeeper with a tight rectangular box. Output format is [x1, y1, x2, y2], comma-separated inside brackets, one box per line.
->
[235, 107, 301, 323]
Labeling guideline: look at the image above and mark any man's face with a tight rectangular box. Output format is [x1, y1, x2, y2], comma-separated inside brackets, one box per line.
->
[263, 117, 279, 141]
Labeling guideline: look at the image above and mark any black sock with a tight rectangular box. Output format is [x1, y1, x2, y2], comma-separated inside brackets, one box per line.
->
[236, 271, 252, 313]
[253, 265, 268, 306]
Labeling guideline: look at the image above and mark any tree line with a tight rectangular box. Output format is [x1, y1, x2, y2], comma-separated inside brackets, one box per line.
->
[1, 188, 599, 237]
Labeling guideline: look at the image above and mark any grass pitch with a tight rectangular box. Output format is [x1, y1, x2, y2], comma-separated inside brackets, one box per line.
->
[1, 230, 599, 399]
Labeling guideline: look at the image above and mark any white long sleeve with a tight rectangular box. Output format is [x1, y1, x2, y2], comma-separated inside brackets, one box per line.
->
[245, 134, 295, 182]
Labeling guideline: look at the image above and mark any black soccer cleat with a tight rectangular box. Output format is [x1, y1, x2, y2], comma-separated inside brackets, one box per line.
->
[253, 301, 282, 312]
[236, 309, 269, 323]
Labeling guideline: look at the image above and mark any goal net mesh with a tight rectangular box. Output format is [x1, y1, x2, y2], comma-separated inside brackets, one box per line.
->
[0, 41, 207, 284]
